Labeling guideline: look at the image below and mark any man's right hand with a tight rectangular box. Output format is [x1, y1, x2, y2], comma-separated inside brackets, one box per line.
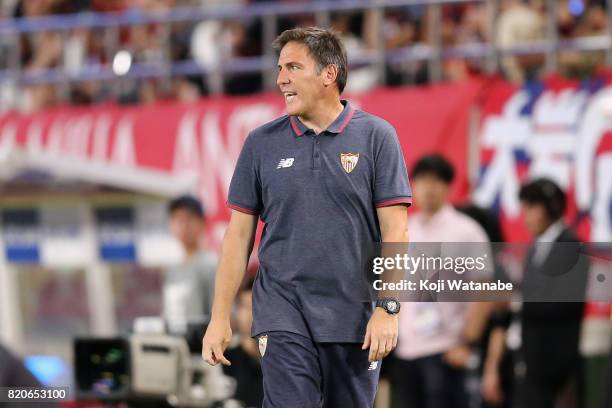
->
[202, 319, 233, 366]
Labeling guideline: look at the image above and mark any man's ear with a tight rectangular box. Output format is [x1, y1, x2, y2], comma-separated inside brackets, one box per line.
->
[323, 64, 338, 88]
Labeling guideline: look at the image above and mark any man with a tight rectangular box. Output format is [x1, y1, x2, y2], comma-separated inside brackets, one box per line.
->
[163, 195, 217, 335]
[518, 178, 588, 408]
[394, 155, 491, 408]
[202, 27, 412, 407]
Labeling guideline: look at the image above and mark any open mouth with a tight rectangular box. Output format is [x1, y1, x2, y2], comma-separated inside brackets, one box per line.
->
[283, 92, 297, 102]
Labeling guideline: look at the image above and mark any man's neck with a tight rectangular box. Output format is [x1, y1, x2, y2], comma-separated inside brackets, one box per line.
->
[183, 245, 199, 261]
[536, 219, 564, 241]
[298, 98, 344, 135]
[421, 203, 447, 222]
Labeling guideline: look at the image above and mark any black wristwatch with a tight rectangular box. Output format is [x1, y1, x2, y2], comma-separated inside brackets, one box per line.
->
[376, 298, 401, 315]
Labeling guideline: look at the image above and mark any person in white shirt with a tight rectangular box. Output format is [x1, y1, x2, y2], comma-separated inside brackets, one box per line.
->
[395, 155, 491, 408]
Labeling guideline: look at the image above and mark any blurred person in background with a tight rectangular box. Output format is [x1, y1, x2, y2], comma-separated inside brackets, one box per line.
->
[222, 276, 264, 408]
[381, 7, 429, 86]
[477, 304, 514, 408]
[518, 178, 588, 408]
[330, 12, 379, 93]
[394, 154, 492, 408]
[190, 0, 257, 95]
[496, 0, 546, 84]
[10, 0, 67, 112]
[163, 195, 218, 335]
[223, 19, 264, 95]
[457, 204, 515, 408]
[558, 0, 609, 80]
[438, 2, 489, 82]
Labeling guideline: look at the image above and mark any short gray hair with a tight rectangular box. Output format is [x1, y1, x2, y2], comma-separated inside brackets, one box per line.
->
[272, 26, 348, 93]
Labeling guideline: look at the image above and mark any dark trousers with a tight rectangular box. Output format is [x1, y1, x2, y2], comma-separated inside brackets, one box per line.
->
[259, 331, 381, 408]
[393, 354, 469, 408]
[522, 322, 582, 408]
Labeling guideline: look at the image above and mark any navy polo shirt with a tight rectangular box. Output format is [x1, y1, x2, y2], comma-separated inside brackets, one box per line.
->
[227, 100, 412, 342]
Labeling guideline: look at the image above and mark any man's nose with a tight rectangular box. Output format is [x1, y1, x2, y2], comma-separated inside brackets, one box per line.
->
[277, 69, 289, 87]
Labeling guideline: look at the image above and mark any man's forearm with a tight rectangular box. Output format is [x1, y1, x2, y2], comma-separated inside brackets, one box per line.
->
[484, 327, 506, 372]
[382, 228, 409, 243]
[210, 223, 255, 322]
[379, 221, 409, 299]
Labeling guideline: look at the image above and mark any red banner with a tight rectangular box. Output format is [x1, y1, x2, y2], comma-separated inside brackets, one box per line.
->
[1, 76, 610, 244]
[0, 80, 484, 242]
[475, 74, 612, 243]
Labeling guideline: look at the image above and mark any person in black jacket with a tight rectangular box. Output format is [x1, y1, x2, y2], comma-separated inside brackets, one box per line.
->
[518, 178, 589, 408]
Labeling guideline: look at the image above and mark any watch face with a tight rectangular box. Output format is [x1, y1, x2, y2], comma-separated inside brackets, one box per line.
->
[387, 301, 398, 312]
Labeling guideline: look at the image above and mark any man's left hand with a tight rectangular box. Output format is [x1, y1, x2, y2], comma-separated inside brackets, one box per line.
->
[362, 308, 398, 362]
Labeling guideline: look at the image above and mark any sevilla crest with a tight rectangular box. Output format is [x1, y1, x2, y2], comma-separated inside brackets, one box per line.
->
[340, 153, 359, 173]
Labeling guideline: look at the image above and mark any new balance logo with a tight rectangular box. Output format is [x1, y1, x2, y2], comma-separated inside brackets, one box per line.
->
[368, 361, 379, 371]
[277, 158, 294, 169]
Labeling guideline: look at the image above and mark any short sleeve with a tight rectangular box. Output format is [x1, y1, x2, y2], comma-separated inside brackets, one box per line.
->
[227, 133, 262, 215]
[373, 127, 412, 208]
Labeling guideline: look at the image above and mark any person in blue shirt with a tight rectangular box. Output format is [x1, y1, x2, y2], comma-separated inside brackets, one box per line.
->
[202, 26, 412, 407]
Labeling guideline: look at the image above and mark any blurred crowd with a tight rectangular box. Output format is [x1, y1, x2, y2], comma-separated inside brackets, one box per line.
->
[0, 0, 610, 112]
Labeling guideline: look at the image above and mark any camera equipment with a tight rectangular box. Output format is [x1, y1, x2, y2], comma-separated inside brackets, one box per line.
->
[74, 334, 235, 407]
